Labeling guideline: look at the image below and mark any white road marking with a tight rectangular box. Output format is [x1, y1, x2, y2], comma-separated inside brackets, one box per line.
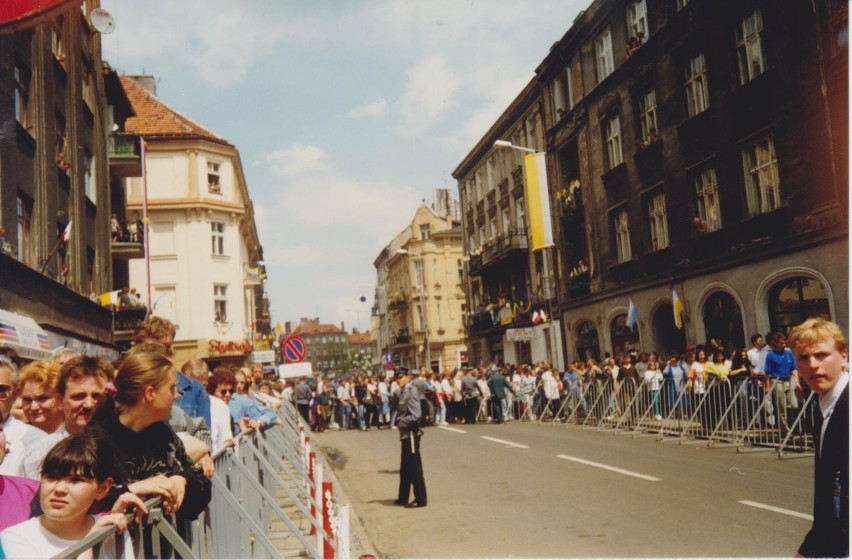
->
[481, 436, 529, 449]
[556, 454, 661, 481]
[739, 500, 813, 521]
[438, 426, 466, 434]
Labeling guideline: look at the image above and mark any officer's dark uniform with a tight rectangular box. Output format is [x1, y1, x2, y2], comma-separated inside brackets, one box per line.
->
[395, 374, 427, 507]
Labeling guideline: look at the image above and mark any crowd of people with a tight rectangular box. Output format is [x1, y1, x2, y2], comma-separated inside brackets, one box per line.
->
[0, 316, 286, 558]
[281, 330, 811, 434]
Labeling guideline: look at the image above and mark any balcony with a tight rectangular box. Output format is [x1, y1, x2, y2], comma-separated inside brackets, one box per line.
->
[468, 228, 529, 276]
[114, 306, 148, 340]
[387, 291, 409, 309]
[688, 228, 729, 261]
[738, 206, 793, 242]
[608, 259, 637, 285]
[108, 133, 142, 178]
[391, 333, 411, 346]
[110, 220, 145, 261]
[639, 246, 675, 276]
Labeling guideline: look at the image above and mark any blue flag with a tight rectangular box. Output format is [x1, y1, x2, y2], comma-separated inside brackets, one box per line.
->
[627, 298, 639, 329]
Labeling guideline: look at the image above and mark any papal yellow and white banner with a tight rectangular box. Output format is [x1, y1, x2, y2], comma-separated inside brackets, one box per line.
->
[522, 152, 554, 252]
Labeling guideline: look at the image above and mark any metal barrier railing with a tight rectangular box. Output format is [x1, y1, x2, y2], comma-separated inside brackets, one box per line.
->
[56, 399, 350, 559]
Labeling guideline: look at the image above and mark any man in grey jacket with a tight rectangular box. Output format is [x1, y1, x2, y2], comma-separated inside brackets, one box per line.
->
[394, 370, 427, 508]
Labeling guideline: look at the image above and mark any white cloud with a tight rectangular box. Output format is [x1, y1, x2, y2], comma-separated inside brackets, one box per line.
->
[397, 55, 460, 134]
[348, 99, 388, 119]
[264, 145, 330, 176]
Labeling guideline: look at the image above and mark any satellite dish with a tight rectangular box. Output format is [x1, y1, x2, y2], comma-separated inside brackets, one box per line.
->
[89, 8, 116, 34]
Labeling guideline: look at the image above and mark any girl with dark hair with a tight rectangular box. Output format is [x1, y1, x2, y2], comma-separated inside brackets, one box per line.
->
[0, 432, 145, 558]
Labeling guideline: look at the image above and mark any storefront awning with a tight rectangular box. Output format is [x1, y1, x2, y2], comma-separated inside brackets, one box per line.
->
[0, 309, 54, 361]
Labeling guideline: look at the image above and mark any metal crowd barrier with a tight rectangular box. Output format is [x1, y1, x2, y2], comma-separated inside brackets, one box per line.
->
[56, 400, 351, 559]
[553, 375, 814, 458]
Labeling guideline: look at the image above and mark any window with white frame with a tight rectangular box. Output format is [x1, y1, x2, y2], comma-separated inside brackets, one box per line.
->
[684, 53, 709, 117]
[627, 0, 648, 40]
[694, 167, 722, 232]
[14, 62, 32, 131]
[742, 136, 780, 216]
[515, 196, 526, 231]
[647, 192, 669, 250]
[489, 215, 498, 239]
[207, 161, 221, 191]
[524, 115, 538, 151]
[552, 67, 574, 119]
[638, 89, 658, 143]
[676, 0, 690, 9]
[614, 209, 631, 263]
[595, 28, 614, 82]
[605, 114, 623, 169]
[211, 222, 225, 255]
[474, 170, 483, 201]
[501, 206, 510, 231]
[419, 224, 431, 240]
[736, 10, 766, 85]
[214, 284, 227, 322]
[486, 157, 495, 191]
[477, 224, 485, 249]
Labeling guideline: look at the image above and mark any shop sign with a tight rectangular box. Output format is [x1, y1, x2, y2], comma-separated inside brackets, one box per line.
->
[506, 328, 532, 342]
[208, 339, 253, 355]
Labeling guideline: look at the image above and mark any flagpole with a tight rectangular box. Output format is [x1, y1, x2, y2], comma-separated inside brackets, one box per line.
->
[141, 137, 152, 316]
[39, 238, 64, 274]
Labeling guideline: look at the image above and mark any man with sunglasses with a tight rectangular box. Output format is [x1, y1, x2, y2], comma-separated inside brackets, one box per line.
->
[0, 355, 46, 477]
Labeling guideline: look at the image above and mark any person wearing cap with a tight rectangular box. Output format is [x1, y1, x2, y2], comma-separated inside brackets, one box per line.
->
[393, 370, 427, 508]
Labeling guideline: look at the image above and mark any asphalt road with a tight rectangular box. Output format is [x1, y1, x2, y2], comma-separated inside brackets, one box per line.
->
[314, 420, 814, 559]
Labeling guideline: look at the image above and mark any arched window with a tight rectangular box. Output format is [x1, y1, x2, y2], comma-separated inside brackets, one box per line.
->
[575, 320, 600, 362]
[610, 313, 640, 356]
[768, 276, 831, 335]
[702, 291, 745, 350]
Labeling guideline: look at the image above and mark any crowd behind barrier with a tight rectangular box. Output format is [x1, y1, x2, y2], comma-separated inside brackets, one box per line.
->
[49, 400, 352, 559]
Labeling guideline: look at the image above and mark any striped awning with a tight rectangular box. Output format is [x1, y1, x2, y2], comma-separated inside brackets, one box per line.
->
[0, 309, 53, 361]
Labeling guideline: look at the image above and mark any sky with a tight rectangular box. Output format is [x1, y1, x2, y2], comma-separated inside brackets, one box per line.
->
[101, 0, 588, 332]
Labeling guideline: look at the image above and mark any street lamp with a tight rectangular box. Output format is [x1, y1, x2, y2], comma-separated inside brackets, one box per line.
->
[493, 139, 559, 368]
[397, 248, 430, 371]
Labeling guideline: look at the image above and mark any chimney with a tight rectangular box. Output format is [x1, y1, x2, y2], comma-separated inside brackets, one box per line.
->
[131, 75, 157, 95]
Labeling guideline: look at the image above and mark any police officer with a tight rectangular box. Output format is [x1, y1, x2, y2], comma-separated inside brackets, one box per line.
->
[393, 369, 427, 508]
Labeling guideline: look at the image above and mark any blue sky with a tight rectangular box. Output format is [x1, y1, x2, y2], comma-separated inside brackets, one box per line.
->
[101, 0, 587, 332]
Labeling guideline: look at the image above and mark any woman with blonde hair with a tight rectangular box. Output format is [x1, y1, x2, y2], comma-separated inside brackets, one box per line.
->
[18, 361, 64, 434]
[87, 352, 210, 522]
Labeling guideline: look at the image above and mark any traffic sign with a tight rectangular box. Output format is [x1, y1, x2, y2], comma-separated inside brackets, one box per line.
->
[282, 335, 307, 363]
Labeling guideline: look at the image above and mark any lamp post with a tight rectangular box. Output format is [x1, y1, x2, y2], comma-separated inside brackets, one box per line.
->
[397, 248, 429, 371]
[493, 139, 558, 368]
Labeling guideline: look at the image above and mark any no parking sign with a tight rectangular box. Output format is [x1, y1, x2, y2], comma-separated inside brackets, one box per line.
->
[281, 335, 307, 363]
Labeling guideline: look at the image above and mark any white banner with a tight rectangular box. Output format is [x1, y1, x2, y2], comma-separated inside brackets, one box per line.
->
[278, 362, 313, 379]
[252, 350, 276, 363]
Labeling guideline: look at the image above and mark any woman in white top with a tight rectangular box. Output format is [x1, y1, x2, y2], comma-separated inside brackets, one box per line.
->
[643, 353, 664, 420]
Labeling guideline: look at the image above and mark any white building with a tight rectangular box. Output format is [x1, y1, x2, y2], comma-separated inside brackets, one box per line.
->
[121, 76, 264, 366]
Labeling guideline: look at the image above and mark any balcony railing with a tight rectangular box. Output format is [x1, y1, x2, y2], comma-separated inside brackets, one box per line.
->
[107, 133, 142, 178]
[110, 220, 145, 261]
[468, 228, 528, 275]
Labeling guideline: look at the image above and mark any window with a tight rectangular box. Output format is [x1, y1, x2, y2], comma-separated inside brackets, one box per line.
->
[605, 115, 623, 169]
[81, 66, 94, 111]
[419, 224, 431, 240]
[638, 89, 658, 144]
[552, 67, 574, 119]
[83, 152, 96, 203]
[647, 192, 669, 251]
[207, 161, 221, 191]
[595, 29, 614, 82]
[56, 118, 69, 172]
[52, 21, 66, 64]
[614, 209, 631, 263]
[14, 62, 32, 131]
[676, 0, 690, 9]
[214, 285, 227, 322]
[742, 136, 780, 216]
[86, 247, 95, 295]
[626, 1, 648, 41]
[514, 196, 526, 231]
[501, 207, 510, 231]
[694, 167, 722, 232]
[736, 10, 766, 85]
[474, 170, 483, 201]
[486, 157, 495, 191]
[489, 215, 497, 239]
[768, 277, 831, 335]
[153, 287, 177, 323]
[16, 194, 33, 266]
[211, 222, 225, 255]
[684, 53, 709, 117]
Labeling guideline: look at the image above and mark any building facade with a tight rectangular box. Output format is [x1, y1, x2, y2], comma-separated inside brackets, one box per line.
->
[457, 0, 847, 364]
[375, 193, 468, 372]
[452, 82, 565, 369]
[0, 1, 138, 360]
[121, 76, 266, 367]
[288, 318, 349, 374]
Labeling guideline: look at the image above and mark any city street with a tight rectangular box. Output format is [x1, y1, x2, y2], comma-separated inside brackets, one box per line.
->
[315, 420, 814, 558]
